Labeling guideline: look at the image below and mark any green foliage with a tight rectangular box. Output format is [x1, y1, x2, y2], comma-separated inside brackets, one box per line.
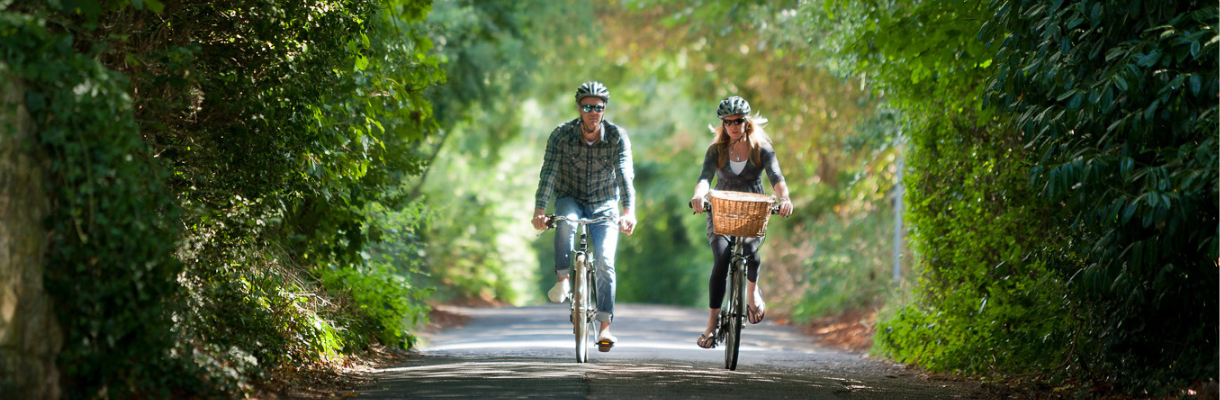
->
[874, 118, 1076, 375]
[792, 204, 896, 320]
[412, 1, 898, 313]
[354, 199, 433, 347]
[798, 0, 1091, 380]
[985, 0, 1219, 391]
[413, 1, 596, 304]
[322, 263, 430, 350]
[614, 163, 711, 306]
[4, 0, 444, 397]
[797, 0, 1083, 380]
[0, 11, 202, 398]
[602, 1, 896, 311]
[802, 0, 1218, 394]
[181, 264, 343, 370]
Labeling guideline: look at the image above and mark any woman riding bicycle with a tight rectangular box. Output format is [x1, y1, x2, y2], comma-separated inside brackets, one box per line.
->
[689, 96, 794, 349]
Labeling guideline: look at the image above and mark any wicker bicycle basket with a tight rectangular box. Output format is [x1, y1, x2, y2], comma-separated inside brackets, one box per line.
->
[709, 190, 775, 237]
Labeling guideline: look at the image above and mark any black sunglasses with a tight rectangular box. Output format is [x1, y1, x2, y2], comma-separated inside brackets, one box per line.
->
[722, 118, 747, 126]
[580, 104, 606, 113]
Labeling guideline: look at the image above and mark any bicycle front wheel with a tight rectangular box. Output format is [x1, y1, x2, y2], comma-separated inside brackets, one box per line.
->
[573, 253, 589, 363]
[724, 257, 745, 370]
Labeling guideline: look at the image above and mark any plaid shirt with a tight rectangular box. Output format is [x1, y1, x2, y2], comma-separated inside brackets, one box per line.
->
[534, 118, 636, 211]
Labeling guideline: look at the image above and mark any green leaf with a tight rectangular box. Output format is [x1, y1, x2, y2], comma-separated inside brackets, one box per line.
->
[1056, 89, 1078, 101]
[1190, 74, 1202, 95]
[1167, 75, 1184, 91]
[1122, 200, 1138, 224]
[1069, 93, 1084, 109]
[1137, 50, 1160, 67]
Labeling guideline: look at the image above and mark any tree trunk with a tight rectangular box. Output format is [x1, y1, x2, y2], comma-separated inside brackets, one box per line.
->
[0, 70, 62, 399]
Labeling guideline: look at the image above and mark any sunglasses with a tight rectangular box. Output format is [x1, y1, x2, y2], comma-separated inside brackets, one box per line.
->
[722, 118, 747, 126]
[580, 104, 606, 113]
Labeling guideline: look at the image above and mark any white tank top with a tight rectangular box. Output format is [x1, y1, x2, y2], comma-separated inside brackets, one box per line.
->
[729, 159, 747, 175]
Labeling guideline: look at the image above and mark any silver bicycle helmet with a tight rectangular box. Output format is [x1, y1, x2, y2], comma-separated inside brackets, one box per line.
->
[575, 81, 610, 104]
[717, 96, 751, 118]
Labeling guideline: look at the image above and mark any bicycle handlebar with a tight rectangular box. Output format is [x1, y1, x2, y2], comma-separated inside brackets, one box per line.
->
[688, 198, 782, 215]
[543, 215, 618, 230]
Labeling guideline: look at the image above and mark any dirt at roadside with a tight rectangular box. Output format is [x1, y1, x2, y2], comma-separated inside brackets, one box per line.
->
[796, 308, 876, 354]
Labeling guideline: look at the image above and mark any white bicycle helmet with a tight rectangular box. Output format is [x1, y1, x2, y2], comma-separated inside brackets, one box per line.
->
[717, 96, 751, 118]
[575, 81, 610, 104]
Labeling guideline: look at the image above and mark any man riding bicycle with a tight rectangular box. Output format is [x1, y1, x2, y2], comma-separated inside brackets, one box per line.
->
[531, 81, 637, 346]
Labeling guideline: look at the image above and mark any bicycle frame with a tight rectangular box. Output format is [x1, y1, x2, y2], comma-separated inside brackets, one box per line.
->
[544, 215, 616, 363]
[710, 236, 748, 370]
[694, 198, 779, 370]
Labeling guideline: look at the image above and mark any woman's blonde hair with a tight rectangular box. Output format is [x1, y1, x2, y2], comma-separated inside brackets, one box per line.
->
[707, 113, 772, 169]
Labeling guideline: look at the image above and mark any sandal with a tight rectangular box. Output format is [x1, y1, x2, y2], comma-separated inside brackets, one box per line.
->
[747, 301, 766, 324]
[696, 332, 717, 349]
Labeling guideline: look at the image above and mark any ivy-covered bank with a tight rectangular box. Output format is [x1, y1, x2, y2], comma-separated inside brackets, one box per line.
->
[1, 0, 441, 398]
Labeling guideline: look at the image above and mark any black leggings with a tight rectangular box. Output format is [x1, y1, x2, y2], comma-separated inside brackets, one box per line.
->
[707, 235, 761, 309]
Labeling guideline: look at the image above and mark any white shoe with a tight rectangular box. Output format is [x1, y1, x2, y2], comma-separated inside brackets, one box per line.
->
[547, 281, 570, 303]
[597, 329, 617, 344]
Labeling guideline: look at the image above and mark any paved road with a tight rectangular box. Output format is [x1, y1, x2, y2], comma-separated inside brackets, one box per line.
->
[357, 304, 984, 399]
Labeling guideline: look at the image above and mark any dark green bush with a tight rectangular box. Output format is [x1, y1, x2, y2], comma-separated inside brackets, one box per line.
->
[986, 0, 1219, 391]
[3, 0, 443, 397]
[806, 0, 1217, 394]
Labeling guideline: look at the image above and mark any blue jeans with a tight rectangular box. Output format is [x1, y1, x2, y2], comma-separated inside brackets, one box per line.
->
[553, 197, 619, 323]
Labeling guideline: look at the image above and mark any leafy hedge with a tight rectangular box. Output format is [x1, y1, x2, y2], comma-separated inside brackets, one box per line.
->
[3, 0, 443, 397]
[878, 117, 1077, 376]
[985, 0, 1219, 389]
[804, 0, 1217, 394]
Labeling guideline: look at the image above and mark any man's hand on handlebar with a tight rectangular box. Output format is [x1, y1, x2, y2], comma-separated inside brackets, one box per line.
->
[531, 209, 549, 231]
[619, 213, 637, 236]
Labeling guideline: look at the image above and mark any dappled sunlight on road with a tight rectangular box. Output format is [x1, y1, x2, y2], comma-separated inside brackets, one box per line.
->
[420, 304, 845, 356]
[360, 356, 937, 399]
[361, 304, 981, 399]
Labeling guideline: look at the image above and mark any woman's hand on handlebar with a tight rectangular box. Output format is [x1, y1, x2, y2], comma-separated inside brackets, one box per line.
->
[777, 198, 793, 217]
[689, 197, 706, 214]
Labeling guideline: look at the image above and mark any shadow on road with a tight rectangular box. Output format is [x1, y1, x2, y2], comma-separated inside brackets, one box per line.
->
[356, 304, 982, 399]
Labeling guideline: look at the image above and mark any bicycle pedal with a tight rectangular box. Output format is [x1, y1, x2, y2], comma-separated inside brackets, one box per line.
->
[597, 341, 614, 352]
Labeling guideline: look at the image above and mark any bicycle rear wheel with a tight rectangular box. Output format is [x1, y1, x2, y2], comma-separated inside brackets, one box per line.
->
[573, 253, 589, 363]
[724, 257, 745, 370]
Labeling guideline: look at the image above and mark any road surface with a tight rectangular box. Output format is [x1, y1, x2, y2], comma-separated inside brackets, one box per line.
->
[356, 304, 985, 399]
